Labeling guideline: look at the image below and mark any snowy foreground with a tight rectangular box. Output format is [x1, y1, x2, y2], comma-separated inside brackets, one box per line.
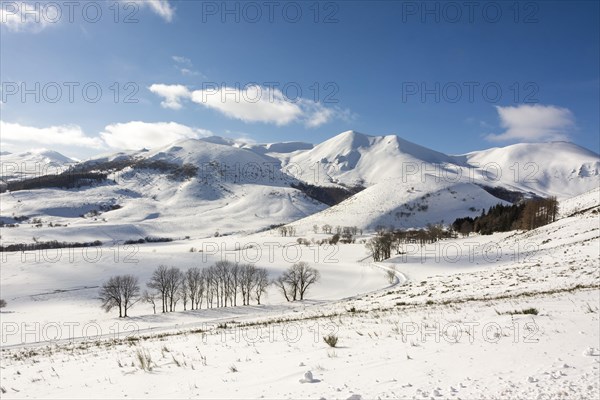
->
[0, 191, 599, 399]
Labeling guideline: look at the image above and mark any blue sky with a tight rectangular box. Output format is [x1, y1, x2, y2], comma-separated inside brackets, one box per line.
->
[1, 0, 598, 159]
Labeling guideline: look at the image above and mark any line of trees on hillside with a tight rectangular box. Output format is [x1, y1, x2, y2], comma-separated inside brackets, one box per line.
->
[0, 240, 102, 252]
[366, 197, 559, 262]
[366, 224, 453, 262]
[98, 262, 320, 318]
[452, 197, 558, 236]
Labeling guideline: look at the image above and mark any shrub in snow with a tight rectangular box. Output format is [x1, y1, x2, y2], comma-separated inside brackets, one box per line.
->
[323, 334, 338, 348]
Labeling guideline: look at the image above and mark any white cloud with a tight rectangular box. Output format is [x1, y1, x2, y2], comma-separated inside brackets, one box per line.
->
[172, 56, 192, 66]
[191, 85, 302, 126]
[0, 121, 103, 148]
[171, 55, 203, 77]
[132, 0, 175, 22]
[148, 84, 191, 110]
[179, 68, 201, 77]
[1, 120, 214, 157]
[486, 104, 575, 142]
[1, 1, 175, 32]
[100, 121, 212, 150]
[0, 1, 55, 33]
[150, 84, 350, 127]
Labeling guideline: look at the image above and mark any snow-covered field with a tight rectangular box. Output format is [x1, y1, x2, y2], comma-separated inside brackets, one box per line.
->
[1, 188, 598, 399]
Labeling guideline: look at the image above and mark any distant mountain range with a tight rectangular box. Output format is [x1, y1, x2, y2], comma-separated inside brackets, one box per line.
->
[1, 131, 598, 239]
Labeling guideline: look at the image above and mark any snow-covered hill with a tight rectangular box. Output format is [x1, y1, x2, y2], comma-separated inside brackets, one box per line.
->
[0, 139, 327, 241]
[268, 131, 599, 232]
[1, 189, 597, 399]
[277, 130, 457, 187]
[456, 141, 600, 199]
[0, 149, 76, 181]
[1, 131, 598, 239]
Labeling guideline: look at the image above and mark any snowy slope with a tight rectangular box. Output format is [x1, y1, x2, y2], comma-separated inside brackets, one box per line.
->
[1, 191, 597, 399]
[456, 141, 600, 198]
[558, 186, 600, 217]
[0, 139, 327, 242]
[270, 132, 599, 231]
[287, 180, 510, 233]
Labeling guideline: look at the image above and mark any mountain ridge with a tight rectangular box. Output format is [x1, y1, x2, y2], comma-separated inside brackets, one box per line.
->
[1, 131, 598, 238]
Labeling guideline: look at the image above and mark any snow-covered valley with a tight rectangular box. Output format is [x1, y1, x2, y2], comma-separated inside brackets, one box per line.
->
[0, 141, 598, 397]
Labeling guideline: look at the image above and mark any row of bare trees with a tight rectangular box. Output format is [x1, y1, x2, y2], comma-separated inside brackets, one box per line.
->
[143, 262, 270, 314]
[99, 261, 307, 318]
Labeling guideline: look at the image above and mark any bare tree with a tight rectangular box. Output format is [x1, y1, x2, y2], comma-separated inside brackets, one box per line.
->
[253, 268, 269, 305]
[180, 277, 189, 311]
[99, 275, 140, 318]
[214, 260, 236, 307]
[230, 263, 241, 306]
[206, 266, 216, 308]
[274, 275, 293, 302]
[239, 263, 257, 306]
[366, 231, 393, 262]
[165, 267, 183, 312]
[294, 262, 320, 300]
[147, 265, 169, 313]
[274, 266, 299, 301]
[274, 263, 320, 302]
[195, 270, 206, 309]
[185, 267, 203, 310]
[142, 290, 159, 314]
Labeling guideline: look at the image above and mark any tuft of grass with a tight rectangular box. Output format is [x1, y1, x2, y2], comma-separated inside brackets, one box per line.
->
[135, 348, 153, 372]
[497, 307, 539, 316]
[585, 303, 598, 313]
[229, 364, 238, 373]
[323, 334, 338, 348]
[519, 307, 539, 315]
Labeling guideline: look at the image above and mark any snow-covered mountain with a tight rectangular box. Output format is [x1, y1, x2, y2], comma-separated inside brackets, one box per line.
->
[263, 131, 599, 231]
[0, 131, 598, 239]
[455, 141, 600, 199]
[1, 149, 77, 181]
[0, 138, 326, 242]
[277, 130, 457, 187]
